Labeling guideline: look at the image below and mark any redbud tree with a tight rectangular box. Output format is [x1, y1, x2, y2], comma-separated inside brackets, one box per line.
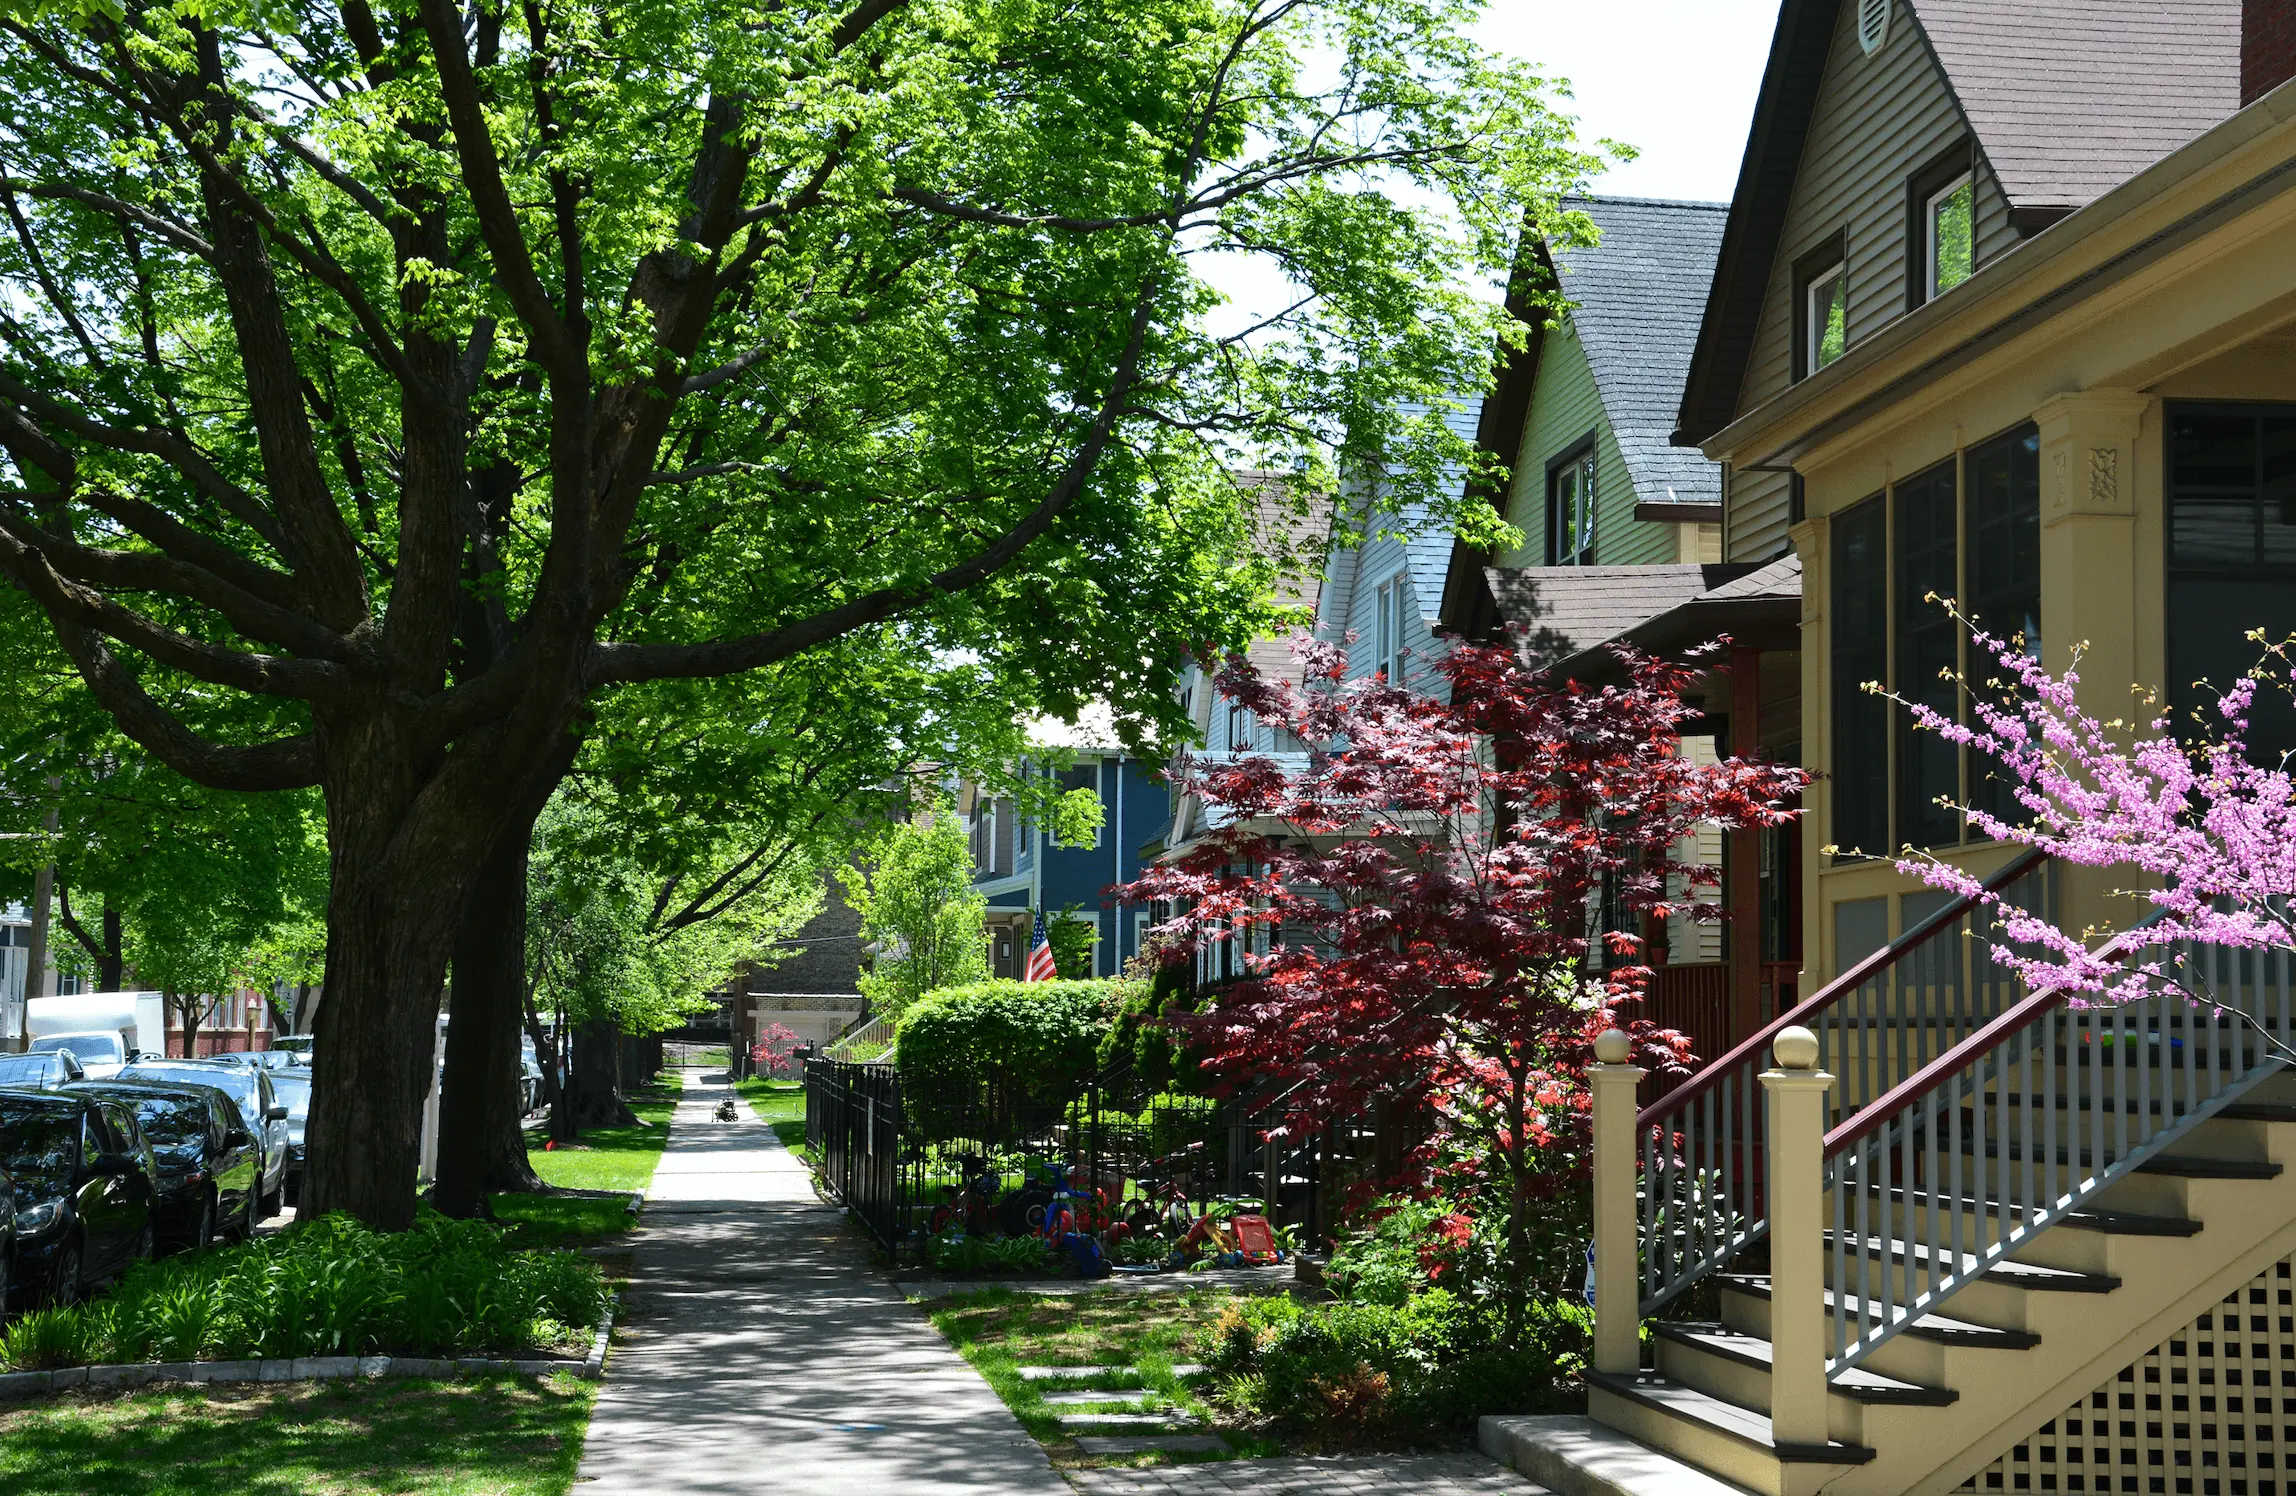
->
[1900, 624, 2296, 1025]
[1117, 638, 1807, 1322]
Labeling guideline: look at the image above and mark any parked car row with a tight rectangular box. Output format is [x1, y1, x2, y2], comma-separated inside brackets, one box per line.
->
[0, 1053, 308, 1309]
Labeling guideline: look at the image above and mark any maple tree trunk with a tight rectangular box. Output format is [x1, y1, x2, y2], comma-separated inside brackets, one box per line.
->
[564, 1021, 638, 1134]
[434, 822, 547, 1216]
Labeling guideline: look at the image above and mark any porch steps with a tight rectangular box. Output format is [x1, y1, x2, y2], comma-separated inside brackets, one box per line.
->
[1480, 1414, 1753, 1496]
[1586, 1370, 1875, 1463]
[1523, 1098, 2296, 1496]
[1650, 1322, 1954, 1405]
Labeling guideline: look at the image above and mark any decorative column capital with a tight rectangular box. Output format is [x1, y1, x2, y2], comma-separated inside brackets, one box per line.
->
[2033, 389, 2150, 524]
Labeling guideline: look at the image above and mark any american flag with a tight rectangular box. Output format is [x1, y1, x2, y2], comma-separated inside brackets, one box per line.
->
[1023, 912, 1058, 982]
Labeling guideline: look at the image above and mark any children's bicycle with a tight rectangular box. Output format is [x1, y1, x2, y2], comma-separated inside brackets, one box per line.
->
[926, 1153, 1003, 1237]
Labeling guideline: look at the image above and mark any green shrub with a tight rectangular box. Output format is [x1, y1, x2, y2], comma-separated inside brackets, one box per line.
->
[894, 978, 1132, 1116]
[1199, 1290, 1588, 1445]
[926, 1233, 1058, 1276]
[1094, 959, 1200, 1089]
[0, 1209, 611, 1370]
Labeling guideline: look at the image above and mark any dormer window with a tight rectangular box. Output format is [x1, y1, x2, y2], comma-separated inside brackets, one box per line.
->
[1794, 234, 1849, 380]
[1926, 174, 1974, 299]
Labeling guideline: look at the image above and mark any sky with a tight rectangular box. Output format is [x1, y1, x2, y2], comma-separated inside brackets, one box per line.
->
[1473, 0, 1782, 205]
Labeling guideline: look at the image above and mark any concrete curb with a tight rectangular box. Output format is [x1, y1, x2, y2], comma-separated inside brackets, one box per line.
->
[583, 1292, 617, 1379]
[0, 1304, 618, 1402]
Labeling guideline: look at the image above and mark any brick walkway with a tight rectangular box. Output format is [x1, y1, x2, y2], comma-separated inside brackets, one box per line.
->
[1068, 1453, 1550, 1495]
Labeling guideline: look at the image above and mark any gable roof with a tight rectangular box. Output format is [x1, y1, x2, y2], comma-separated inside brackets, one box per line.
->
[1675, 0, 2243, 446]
[1555, 196, 1731, 510]
[1914, 2, 2241, 211]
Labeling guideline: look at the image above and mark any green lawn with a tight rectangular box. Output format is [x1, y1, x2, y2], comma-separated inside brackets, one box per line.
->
[924, 1288, 1275, 1468]
[735, 1077, 811, 1160]
[0, 1374, 594, 1496]
[489, 1071, 682, 1242]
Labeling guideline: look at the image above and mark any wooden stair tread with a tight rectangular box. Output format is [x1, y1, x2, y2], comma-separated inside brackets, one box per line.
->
[1718, 1275, 2040, 1348]
[1872, 1186, 2202, 1237]
[1586, 1370, 1876, 1464]
[1652, 1321, 1957, 1405]
[1912, 1129, 2280, 1177]
[1821, 1233, 2119, 1293]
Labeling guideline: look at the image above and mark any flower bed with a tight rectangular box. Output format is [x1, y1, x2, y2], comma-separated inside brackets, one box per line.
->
[0, 1212, 610, 1371]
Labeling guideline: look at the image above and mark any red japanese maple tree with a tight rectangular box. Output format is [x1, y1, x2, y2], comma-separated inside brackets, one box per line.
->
[1118, 637, 1807, 1312]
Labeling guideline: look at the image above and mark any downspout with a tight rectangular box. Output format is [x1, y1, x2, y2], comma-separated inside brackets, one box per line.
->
[1112, 755, 1124, 975]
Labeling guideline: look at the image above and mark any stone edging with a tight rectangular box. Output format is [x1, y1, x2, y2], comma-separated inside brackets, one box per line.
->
[0, 1293, 617, 1402]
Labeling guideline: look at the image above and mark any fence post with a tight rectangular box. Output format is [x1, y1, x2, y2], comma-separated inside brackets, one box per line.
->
[1762, 1024, 1835, 1449]
[1590, 1029, 1646, 1376]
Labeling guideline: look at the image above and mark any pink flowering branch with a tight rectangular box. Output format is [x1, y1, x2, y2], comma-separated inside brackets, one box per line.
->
[1893, 609, 2296, 1025]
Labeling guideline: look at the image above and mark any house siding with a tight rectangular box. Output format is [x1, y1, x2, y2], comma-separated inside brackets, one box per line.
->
[1500, 321, 1645, 568]
[1729, 0, 2017, 562]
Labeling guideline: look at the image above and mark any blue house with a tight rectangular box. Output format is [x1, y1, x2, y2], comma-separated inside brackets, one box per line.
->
[963, 708, 1171, 981]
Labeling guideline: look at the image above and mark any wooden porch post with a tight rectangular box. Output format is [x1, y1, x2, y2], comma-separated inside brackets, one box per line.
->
[1729, 644, 1764, 1044]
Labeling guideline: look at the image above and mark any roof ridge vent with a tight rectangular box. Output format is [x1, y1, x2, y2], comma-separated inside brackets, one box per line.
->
[1856, 0, 1890, 55]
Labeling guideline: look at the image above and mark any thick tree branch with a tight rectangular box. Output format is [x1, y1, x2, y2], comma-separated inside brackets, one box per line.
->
[10, 179, 215, 260]
[45, 621, 320, 791]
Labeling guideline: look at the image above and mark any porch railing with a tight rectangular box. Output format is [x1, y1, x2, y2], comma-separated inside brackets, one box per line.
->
[1637, 848, 2054, 1313]
[1820, 914, 2295, 1367]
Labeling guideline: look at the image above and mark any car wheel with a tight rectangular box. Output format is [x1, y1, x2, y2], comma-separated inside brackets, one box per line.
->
[190, 1192, 216, 1252]
[260, 1179, 282, 1219]
[51, 1239, 82, 1307]
[131, 1223, 155, 1265]
[242, 1182, 261, 1238]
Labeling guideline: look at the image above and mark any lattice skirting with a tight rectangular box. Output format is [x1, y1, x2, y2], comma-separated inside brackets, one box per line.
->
[1959, 1256, 2296, 1494]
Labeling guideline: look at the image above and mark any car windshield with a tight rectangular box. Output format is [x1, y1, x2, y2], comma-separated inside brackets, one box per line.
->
[271, 1075, 310, 1111]
[122, 1065, 252, 1109]
[0, 1055, 56, 1084]
[0, 1101, 77, 1187]
[129, 1097, 205, 1148]
[34, 1034, 120, 1062]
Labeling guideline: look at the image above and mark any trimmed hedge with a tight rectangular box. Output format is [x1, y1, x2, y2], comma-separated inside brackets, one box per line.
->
[893, 978, 1131, 1105]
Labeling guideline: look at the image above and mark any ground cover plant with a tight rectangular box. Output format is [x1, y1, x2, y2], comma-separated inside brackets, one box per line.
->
[925, 1288, 1277, 1467]
[0, 1213, 608, 1370]
[0, 1373, 593, 1496]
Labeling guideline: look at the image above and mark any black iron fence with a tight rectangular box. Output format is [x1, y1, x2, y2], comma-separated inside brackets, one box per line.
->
[803, 1053, 1409, 1264]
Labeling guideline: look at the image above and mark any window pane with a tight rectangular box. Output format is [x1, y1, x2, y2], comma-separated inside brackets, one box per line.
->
[1965, 424, 2041, 827]
[1895, 462, 1960, 850]
[1930, 179, 1974, 296]
[1831, 497, 1890, 857]
[2172, 497, 2259, 566]
[1814, 270, 1848, 369]
[2172, 413, 2257, 488]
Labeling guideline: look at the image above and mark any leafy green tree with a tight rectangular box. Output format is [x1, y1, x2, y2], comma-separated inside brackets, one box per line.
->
[527, 791, 823, 1135]
[841, 804, 990, 1021]
[0, 0, 1598, 1223]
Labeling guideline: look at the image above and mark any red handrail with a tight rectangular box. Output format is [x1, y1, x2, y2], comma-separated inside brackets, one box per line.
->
[1635, 846, 2052, 1131]
[1821, 918, 2153, 1155]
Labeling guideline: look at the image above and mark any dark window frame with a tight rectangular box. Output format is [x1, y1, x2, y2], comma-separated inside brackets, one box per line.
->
[1893, 456, 1962, 852]
[1545, 433, 1599, 566]
[2164, 399, 2296, 758]
[1793, 231, 1849, 382]
[1905, 139, 1976, 312]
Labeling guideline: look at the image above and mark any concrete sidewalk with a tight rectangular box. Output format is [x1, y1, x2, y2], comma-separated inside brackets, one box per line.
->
[573, 1067, 1056, 1495]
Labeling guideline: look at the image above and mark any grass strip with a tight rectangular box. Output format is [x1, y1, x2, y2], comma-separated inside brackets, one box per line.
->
[0, 1372, 595, 1496]
[923, 1287, 1275, 1468]
[493, 1072, 683, 1243]
[735, 1077, 812, 1160]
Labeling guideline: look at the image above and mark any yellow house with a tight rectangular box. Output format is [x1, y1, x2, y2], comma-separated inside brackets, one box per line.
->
[1483, 3, 2296, 1494]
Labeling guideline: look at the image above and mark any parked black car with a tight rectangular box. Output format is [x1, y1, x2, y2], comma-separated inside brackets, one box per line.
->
[0, 1089, 156, 1306]
[117, 1060, 289, 1218]
[0, 1052, 85, 1090]
[65, 1081, 261, 1249]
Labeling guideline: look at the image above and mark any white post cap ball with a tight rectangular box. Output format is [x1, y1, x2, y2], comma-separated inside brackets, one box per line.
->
[1593, 1029, 1633, 1065]
[1772, 1026, 1820, 1071]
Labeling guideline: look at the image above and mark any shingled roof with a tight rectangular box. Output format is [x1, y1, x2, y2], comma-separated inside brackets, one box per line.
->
[1482, 564, 1757, 668]
[1676, 0, 2244, 444]
[1916, 1, 2241, 211]
[1554, 196, 1730, 510]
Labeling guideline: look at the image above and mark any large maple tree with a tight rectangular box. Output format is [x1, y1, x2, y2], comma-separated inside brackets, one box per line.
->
[0, 0, 1595, 1223]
